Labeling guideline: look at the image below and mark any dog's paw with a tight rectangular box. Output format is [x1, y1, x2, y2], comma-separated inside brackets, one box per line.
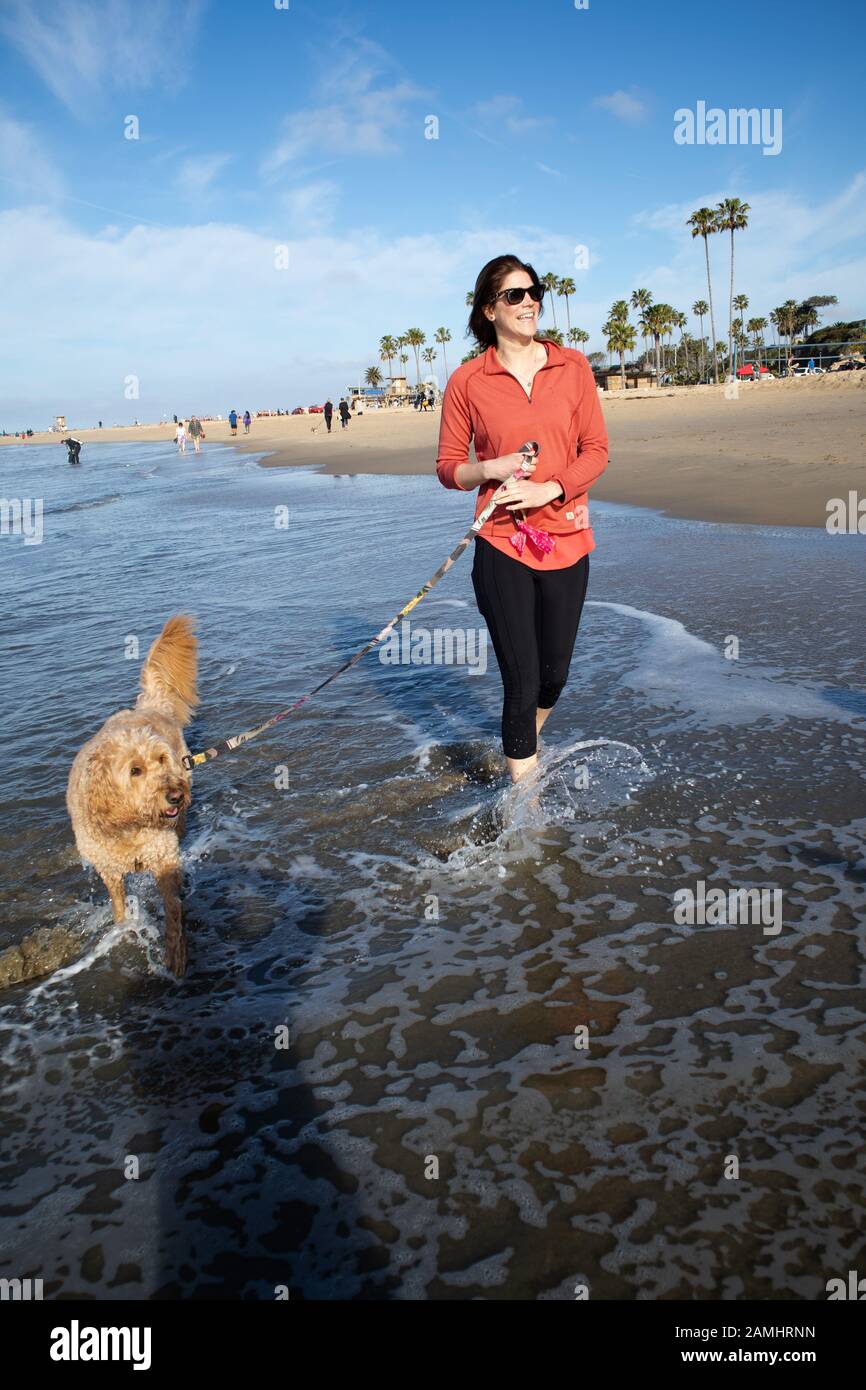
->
[165, 927, 188, 979]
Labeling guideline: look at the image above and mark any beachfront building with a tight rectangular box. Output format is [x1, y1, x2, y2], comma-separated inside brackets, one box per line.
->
[346, 384, 388, 410]
[594, 367, 655, 391]
[386, 374, 410, 402]
[54, 414, 67, 431]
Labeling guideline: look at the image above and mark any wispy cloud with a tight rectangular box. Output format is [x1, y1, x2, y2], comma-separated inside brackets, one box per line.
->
[281, 180, 341, 231]
[0, 0, 204, 112]
[631, 173, 866, 322]
[594, 89, 649, 124]
[0, 108, 65, 197]
[262, 38, 426, 175]
[175, 154, 232, 198]
[472, 96, 553, 136]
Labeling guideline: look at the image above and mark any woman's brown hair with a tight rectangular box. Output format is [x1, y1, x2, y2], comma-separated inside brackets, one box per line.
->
[467, 255, 545, 349]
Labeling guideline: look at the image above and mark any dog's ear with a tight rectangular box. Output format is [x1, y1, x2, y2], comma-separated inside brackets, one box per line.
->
[84, 744, 133, 830]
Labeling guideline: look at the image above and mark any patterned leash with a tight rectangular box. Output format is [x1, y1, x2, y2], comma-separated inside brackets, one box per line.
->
[182, 441, 540, 769]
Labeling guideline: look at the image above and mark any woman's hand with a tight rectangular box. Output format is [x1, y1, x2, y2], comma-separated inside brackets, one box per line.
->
[482, 452, 536, 484]
[494, 477, 563, 511]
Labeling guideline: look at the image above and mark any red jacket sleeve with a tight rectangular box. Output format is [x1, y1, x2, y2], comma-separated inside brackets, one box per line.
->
[549, 354, 609, 506]
[435, 371, 472, 491]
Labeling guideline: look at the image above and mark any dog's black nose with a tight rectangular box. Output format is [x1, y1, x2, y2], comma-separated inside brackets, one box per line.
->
[167, 789, 184, 805]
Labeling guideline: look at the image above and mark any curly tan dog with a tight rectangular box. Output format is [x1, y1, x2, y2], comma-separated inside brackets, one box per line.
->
[66, 615, 198, 976]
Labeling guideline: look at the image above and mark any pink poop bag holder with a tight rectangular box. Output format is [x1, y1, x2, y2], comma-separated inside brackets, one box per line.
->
[498, 441, 556, 558]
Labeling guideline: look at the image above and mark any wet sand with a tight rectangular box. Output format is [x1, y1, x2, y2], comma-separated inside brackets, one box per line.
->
[4, 374, 864, 529]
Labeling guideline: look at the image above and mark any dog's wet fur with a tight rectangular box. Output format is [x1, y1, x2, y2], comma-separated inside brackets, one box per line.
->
[66, 615, 198, 977]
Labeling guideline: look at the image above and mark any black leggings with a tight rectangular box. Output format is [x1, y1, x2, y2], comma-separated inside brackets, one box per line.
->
[472, 537, 589, 759]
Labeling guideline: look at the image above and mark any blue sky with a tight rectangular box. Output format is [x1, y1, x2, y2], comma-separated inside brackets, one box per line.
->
[1, 0, 864, 426]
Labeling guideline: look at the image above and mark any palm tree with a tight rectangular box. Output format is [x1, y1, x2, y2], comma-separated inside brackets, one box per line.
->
[559, 277, 576, 336]
[651, 303, 675, 371]
[687, 207, 721, 384]
[568, 327, 590, 350]
[404, 328, 426, 385]
[541, 272, 559, 329]
[673, 310, 687, 374]
[680, 333, 697, 379]
[663, 305, 678, 370]
[365, 366, 383, 390]
[716, 197, 751, 374]
[631, 288, 653, 357]
[609, 299, 630, 323]
[539, 325, 564, 346]
[780, 299, 800, 352]
[692, 300, 709, 378]
[644, 304, 667, 380]
[733, 294, 749, 368]
[600, 319, 613, 368]
[637, 311, 652, 367]
[607, 318, 637, 388]
[747, 316, 767, 367]
[434, 327, 452, 383]
[771, 301, 798, 354]
[379, 335, 398, 387]
[465, 291, 474, 307]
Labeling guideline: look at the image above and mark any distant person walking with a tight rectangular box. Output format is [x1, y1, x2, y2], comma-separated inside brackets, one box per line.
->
[338, 398, 350, 429]
[229, 409, 238, 436]
[243, 410, 252, 434]
[175, 420, 187, 453]
[188, 415, 203, 453]
[61, 437, 82, 464]
[323, 399, 334, 433]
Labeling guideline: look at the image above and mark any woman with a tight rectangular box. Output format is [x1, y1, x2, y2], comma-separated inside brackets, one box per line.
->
[436, 255, 608, 783]
[243, 410, 252, 434]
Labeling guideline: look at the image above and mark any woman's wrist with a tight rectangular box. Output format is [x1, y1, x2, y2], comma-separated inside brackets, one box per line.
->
[543, 480, 564, 504]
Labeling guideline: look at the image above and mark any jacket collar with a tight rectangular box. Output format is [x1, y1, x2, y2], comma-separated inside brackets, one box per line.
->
[483, 338, 566, 375]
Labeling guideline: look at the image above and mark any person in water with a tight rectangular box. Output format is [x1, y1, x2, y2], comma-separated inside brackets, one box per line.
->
[436, 254, 608, 784]
[61, 437, 82, 464]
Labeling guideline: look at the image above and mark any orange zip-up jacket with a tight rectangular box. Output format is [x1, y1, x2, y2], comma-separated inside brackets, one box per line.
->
[435, 340, 609, 569]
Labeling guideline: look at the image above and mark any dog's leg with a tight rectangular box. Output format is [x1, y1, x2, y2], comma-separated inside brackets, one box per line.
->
[101, 872, 128, 923]
[157, 869, 187, 978]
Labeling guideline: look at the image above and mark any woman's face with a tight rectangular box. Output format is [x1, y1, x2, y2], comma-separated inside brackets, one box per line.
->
[484, 270, 540, 340]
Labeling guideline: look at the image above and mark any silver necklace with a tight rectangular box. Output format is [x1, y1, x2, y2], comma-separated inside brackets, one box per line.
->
[499, 344, 544, 388]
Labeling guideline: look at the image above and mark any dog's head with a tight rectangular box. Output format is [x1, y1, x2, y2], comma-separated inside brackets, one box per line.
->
[85, 725, 191, 831]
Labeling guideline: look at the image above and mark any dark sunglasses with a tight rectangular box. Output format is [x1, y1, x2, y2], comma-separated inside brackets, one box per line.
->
[491, 284, 545, 306]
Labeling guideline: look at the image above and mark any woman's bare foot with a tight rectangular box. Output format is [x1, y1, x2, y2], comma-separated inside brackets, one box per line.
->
[506, 752, 539, 784]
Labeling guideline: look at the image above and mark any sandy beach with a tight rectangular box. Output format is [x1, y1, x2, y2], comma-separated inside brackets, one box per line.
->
[4, 374, 864, 529]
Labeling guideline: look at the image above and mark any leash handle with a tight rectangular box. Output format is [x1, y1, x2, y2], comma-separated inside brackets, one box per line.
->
[181, 440, 542, 772]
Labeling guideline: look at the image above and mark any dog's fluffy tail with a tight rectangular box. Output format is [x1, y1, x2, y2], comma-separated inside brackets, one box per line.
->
[137, 615, 198, 726]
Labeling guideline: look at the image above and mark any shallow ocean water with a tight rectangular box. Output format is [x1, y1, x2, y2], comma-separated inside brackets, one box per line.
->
[0, 440, 864, 1299]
